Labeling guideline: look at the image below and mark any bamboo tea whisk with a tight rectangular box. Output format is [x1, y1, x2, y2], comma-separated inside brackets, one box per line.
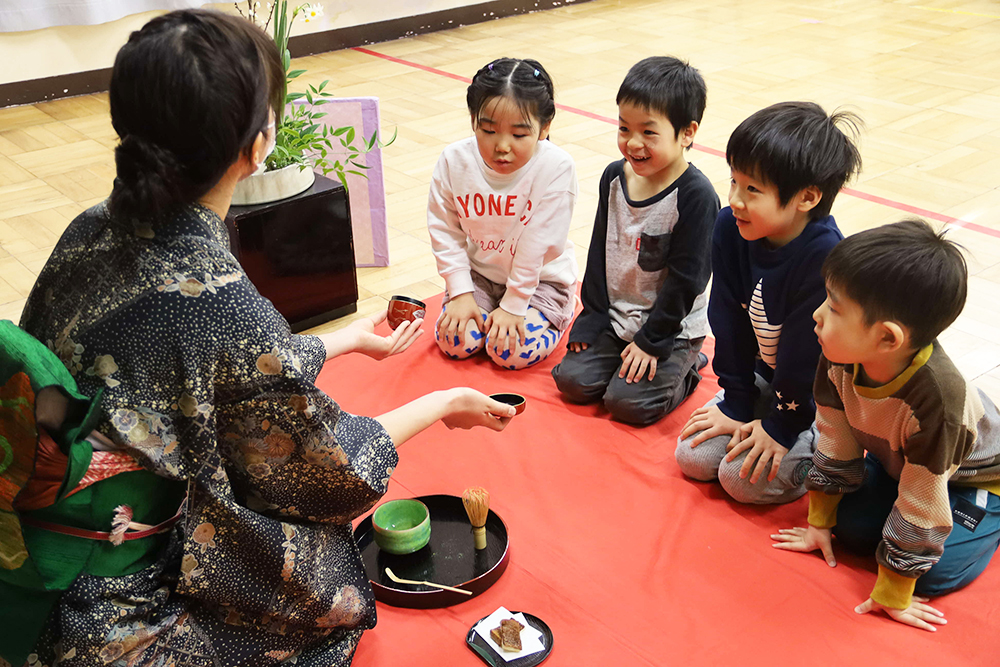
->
[462, 487, 490, 550]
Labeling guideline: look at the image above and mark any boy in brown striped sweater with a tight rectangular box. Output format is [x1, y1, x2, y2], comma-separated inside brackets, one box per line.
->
[772, 219, 1000, 631]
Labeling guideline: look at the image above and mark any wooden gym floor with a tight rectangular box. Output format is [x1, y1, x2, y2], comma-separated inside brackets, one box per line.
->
[1, 0, 999, 401]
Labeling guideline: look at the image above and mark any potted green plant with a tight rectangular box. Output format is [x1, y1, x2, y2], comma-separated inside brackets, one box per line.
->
[231, 1, 394, 205]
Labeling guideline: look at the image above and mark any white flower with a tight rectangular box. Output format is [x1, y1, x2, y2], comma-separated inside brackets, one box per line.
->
[303, 3, 323, 21]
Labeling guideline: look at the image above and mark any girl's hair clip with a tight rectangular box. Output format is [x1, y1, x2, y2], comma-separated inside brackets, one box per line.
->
[488, 62, 494, 71]
[533, 69, 540, 77]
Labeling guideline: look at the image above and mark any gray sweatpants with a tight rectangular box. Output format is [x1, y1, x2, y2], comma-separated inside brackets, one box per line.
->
[674, 375, 817, 505]
[551, 329, 703, 426]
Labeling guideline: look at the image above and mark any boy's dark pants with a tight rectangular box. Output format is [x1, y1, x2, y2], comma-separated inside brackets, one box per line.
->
[551, 329, 703, 426]
[834, 455, 1000, 596]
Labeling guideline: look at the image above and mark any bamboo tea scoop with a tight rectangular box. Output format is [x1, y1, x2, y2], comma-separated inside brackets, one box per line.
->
[384, 567, 472, 595]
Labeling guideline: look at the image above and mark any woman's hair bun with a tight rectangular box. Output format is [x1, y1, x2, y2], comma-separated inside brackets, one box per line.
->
[110, 134, 189, 219]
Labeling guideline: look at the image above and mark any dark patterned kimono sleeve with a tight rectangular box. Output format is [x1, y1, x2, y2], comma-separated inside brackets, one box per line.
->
[211, 280, 399, 525]
[286, 331, 328, 383]
[218, 388, 398, 524]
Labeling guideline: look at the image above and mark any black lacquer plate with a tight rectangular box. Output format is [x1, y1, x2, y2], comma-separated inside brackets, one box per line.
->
[355, 494, 510, 608]
[465, 611, 553, 667]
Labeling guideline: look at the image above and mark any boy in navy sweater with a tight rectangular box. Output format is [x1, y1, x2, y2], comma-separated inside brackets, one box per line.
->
[676, 102, 862, 504]
[552, 57, 719, 425]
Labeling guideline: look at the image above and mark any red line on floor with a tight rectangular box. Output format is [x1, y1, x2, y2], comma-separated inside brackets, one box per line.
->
[353, 47, 1000, 240]
[840, 187, 996, 238]
[353, 47, 472, 83]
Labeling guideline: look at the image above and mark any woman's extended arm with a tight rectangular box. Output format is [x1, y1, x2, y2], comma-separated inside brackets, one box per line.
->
[375, 387, 515, 446]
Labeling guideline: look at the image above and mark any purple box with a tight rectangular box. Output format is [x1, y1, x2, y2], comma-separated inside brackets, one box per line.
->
[304, 96, 390, 267]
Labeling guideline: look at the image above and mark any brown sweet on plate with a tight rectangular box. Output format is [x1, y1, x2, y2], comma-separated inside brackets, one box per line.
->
[489, 618, 525, 652]
[499, 619, 523, 652]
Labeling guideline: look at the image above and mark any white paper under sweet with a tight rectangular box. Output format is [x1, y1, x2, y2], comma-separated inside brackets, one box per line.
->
[473, 606, 546, 662]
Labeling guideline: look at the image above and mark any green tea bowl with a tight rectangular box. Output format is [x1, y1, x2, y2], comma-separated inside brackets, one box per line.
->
[372, 499, 431, 555]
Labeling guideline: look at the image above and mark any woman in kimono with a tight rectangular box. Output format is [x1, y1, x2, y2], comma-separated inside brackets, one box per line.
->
[13, 10, 515, 667]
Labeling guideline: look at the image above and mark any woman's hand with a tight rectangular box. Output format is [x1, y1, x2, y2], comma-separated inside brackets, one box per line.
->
[437, 293, 483, 349]
[485, 307, 526, 356]
[376, 388, 515, 445]
[567, 342, 589, 353]
[441, 388, 515, 431]
[319, 312, 423, 360]
[349, 312, 423, 360]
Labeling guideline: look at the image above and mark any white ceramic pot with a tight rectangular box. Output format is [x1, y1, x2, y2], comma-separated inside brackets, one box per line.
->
[231, 163, 316, 206]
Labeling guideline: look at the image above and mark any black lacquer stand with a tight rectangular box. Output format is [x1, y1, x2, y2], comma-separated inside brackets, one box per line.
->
[225, 173, 359, 332]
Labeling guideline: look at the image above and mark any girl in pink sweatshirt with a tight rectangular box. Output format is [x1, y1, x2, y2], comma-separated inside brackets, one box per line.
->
[428, 57, 578, 370]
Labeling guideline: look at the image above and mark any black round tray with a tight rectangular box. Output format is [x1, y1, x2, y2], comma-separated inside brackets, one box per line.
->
[355, 494, 510, 608]
[466, 611, 553, 667]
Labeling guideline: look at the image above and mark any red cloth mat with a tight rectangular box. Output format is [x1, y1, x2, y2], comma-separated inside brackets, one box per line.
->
[317, 294, 999, 666]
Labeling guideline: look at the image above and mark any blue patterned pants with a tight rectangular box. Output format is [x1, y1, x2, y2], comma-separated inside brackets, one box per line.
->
[434, 304, 562, 370]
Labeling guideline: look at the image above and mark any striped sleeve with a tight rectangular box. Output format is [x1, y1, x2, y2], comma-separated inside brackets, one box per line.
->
[869, 361, 981, 608]
[871, 420, 960, 609]
[805, 358, 865, 528]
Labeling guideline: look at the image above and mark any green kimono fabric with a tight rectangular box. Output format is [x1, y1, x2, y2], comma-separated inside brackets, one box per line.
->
[0, 319, 100, 666]
[0, 320, 183, 666]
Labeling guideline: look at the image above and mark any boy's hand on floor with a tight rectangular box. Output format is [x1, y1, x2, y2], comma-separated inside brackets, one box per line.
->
[770, 525, 836, 567]
[855, 597, 947, 632]
[680, 404, 744, 447]
[438, 293, 482, 348]
[485, 307, 526, 355]
[725, 420, 788, 483]
[619, 342, 657, 383]
[567, 342, 589, 353]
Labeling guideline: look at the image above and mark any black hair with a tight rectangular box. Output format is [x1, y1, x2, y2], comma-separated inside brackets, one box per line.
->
[108, 9, 283, 220]
[467, 58, 556, 131]
[822, 219, 967, 349]
[726, 101, 863, 220]
[615, 56, 707, 141]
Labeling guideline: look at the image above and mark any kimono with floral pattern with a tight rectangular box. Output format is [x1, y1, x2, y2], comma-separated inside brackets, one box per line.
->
[16, 202, 398, 667]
